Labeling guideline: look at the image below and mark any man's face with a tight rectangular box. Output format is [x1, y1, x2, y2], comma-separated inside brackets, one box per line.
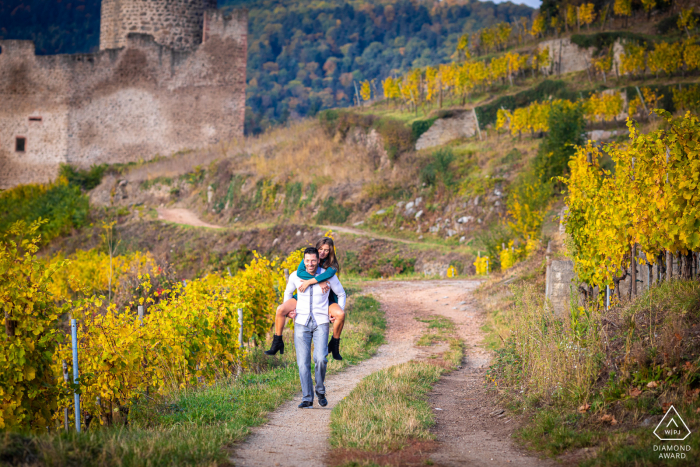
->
[304, 253, 319, 274]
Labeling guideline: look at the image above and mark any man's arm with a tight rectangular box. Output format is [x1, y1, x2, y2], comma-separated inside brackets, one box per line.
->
[283, 273, 297, 302]
[328, 276, 346, 310]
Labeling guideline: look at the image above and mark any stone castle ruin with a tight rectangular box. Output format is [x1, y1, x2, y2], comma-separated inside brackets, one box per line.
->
[0, 0, 247, 189]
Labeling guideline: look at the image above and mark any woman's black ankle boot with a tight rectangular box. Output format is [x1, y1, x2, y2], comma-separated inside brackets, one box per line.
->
[264, 334, 284, 355]
[328, 337, 342, 361]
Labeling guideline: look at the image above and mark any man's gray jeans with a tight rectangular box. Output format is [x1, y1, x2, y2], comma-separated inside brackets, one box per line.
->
[294, 319, 329, 403]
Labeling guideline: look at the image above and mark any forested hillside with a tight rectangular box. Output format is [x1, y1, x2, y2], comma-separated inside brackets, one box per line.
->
[0, 0, 101, 54]
[220, 0, 533, 132]
[0, 0, 533, 133]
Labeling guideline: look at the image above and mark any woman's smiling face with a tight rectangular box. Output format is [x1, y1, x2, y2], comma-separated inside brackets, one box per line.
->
[318, 244, 331, 260]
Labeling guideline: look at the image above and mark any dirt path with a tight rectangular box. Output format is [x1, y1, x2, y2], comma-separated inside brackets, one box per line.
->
[230, 280, 551, 467]
[156, 207, 221, 228]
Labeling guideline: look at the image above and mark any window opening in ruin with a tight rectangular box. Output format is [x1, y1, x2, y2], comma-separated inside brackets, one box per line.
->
[16, 137, 26, 152]
[29, 116, 43, 122]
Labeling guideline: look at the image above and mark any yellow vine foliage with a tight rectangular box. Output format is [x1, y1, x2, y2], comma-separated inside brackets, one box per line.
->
[562, 111, 700, 288]
[531, 15, 546, 37]
[620, 43, 646, 76]
[579, 3, 597, 27]
[614, 0, 632, 17]
[0, 221, 68, 431]
[673, 85, 700, 112]
[473, 256, 490, 275]
[586, 92, 624, 122]
[360, 80, 371, 101]
[0, 217, 303, 431]
[648, 41, 683, 76]
[684, 38, 700, 71]
[45, 249, 158, 301]
[678, 8, 698, 36]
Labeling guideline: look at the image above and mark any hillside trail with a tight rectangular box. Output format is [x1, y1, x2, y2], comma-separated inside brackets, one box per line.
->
[151, 208, 443, 247]
[156, 207, 222, 228]
[230, 280, 552, 467]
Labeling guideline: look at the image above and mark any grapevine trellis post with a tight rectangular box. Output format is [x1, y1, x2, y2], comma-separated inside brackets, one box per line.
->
[238, 308, 243, 348]
[138, 305, 144, 326]
[71, 319, 81, 433]
[62, 361, 69, 431]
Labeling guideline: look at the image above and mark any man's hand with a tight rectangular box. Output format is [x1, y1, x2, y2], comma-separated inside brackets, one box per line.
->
[329, 314, 336, 323]
[298, 279, 315, 293]
[319, 281, 330, 293]
[288, 309, 297, 319]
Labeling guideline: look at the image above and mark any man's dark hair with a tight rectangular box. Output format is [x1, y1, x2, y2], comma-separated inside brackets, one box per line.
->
[303, 247, 319, 258]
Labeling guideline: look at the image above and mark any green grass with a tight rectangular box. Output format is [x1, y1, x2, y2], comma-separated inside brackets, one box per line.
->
[329, 362, 444, 453]
[329, 314, 464, 457]
[1, 293, 386, 467]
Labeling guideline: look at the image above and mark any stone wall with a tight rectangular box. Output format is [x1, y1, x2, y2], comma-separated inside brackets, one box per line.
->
[415, 111, 478, 151]
[538, 37, 625, 77]
[0, 9, 247, 189]
[539, 38, 594, 75]
[545, 259, 577, 317]
[100, 0, 218, 51]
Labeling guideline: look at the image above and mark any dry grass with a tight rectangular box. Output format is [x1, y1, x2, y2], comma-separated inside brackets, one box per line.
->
[498, 284, 604, 404]
[242, 120, 378, 190]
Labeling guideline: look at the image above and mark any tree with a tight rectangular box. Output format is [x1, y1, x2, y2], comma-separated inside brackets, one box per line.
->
[535, 101, 585, 185]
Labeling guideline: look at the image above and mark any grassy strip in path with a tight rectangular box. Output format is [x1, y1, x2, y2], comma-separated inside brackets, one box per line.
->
[0, 293, 385, 467]
[328, 314, 463, 466]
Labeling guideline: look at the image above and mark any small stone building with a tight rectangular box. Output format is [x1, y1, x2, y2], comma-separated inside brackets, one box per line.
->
[0, 1, 247, 188]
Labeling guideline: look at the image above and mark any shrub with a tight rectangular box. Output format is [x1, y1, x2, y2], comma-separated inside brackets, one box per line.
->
[315, 197, 352, 224]
[59, 164, 107, 190]
[420, 148, 455, 187]
[318, 109, 340, 136]
[375, 118, 414, 161]
[0, 178, 89, 244]
[411, 118, 436, 141]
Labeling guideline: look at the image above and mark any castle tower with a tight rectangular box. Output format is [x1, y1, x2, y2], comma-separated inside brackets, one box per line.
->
[100, 0, 218, 51]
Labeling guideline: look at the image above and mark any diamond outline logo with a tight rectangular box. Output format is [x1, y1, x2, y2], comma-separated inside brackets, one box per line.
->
[654, 405, 691, 441]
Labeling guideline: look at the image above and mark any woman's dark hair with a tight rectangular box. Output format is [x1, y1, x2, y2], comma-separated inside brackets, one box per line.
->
[316, 237, 340, 274]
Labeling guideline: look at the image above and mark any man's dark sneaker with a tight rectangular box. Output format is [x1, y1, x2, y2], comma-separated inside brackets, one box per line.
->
[316, 391, 328, 407]
[298, 401, 313, 409]
[265, 334, 284, 355]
